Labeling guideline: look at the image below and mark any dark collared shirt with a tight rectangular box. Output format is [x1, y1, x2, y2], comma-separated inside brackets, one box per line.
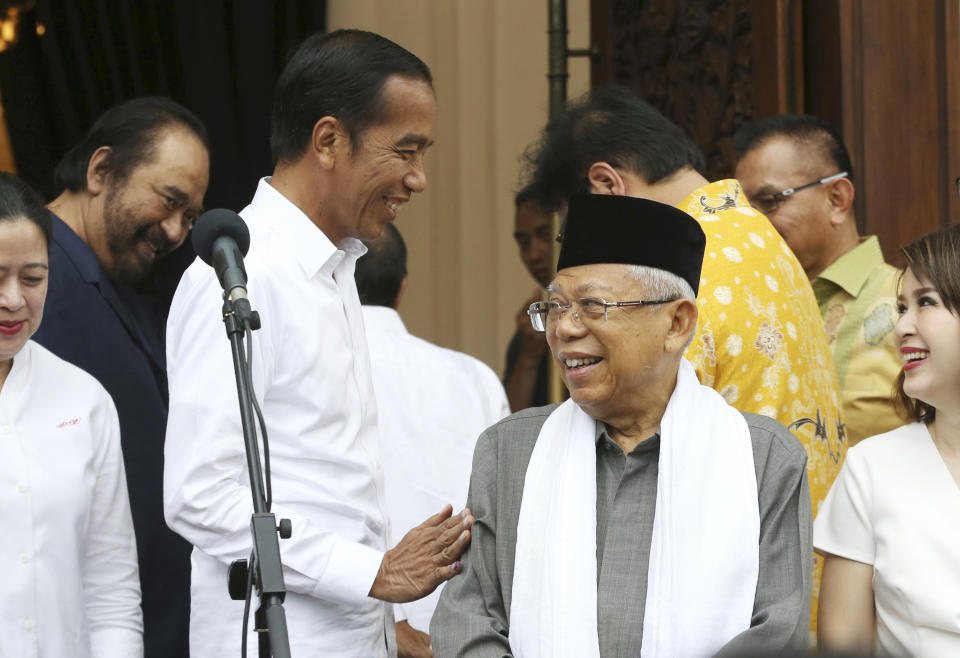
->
[594, 426, 658, 654]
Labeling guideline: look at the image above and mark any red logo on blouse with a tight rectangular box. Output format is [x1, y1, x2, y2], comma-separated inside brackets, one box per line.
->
[56, 418, 80, 428]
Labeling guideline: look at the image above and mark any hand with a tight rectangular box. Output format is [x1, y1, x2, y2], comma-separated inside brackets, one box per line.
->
[515, 289, 549, 357]
[369, 505, 474, 603]
[396, 620, 433, 658]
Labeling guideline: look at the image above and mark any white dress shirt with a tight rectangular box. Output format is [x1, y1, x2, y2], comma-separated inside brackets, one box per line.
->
[361, 305, 510, 633]
[0, 340, 142, 658]
[165, 178, 394, 657]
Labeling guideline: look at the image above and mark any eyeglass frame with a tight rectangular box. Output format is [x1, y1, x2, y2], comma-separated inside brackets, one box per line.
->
[750, 171, 849, 214]
[527, 296, 677, 332]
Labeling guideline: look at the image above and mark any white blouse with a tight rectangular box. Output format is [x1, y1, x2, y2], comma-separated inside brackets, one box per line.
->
[0, 340, 142, 658]
[815, 422, 960, 656]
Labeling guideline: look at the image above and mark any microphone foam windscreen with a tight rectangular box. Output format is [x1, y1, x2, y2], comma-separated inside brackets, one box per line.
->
[192, 208, 251, 265]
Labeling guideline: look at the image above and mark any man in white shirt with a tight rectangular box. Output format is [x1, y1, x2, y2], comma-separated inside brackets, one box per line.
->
[164, 30, 473, 657]
[355, 223, 510, 656]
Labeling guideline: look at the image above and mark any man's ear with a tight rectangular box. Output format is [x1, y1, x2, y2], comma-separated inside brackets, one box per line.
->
[826, 176, 855, 226]
[664, 299, 698, 354]
[587, 162, 627, 196]
[311, 116, 347, 170]
[86, 146, 114, 196]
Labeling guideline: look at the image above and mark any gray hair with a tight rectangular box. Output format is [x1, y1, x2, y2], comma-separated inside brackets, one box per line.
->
[627, 264, 696, 301]
[628, 264, 698, 349]
[546, 264, 696, 302]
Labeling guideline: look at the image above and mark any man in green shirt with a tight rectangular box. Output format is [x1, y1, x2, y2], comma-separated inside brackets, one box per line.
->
[735, 115, 901, 445]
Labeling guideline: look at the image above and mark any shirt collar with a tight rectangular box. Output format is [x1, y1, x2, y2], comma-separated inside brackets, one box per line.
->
[49, 211, 102, 284]
[360, 305, 408, 334]
[677, 179, 750, 216]
[594, 419, 661, 453]
[815, 236, 885, 297]
[245, 178, 368, 279]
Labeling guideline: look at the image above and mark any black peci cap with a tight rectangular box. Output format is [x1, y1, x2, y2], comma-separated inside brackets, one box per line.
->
[557, 193, 706, 295]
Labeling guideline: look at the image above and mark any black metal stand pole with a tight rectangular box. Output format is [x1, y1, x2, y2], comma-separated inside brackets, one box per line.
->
[222, 298, 292, 658]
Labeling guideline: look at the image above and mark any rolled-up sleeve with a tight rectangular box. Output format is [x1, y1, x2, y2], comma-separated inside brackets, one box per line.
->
[163, 267, 383, 608]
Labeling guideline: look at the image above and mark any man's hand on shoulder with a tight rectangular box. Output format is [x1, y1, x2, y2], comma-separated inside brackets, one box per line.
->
[369, 504, 474, 603]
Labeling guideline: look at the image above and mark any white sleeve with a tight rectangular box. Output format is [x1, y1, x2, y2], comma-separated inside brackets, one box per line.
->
[493, 384, 511, 424]
[85, 391, 144, 658]
[163, 269, 383, 607]
[479, 362, 511, 424]
[813, 444, 876, 565]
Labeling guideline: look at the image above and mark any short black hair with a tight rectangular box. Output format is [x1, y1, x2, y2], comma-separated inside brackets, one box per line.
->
[523, 85, 706, 212]
[52, 96, 209, 195]
[0, 172, 52, 248]
[356, 222, 408, 307]
[514, 184, 547, 212]
[270, 29, 433, 163]
[734, 114, 854, 182]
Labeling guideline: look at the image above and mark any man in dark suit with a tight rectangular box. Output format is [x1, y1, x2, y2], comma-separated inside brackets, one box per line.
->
[34, 97, 210, 658]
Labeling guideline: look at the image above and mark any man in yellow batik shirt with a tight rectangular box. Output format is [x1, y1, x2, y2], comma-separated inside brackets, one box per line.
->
[524, 87, 846, 639]
[735, 115, 901, 446]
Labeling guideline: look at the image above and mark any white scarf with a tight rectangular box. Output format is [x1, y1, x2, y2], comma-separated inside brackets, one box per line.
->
[509, 359, 759, 657]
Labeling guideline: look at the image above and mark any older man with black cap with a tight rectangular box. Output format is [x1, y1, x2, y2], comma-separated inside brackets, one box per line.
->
[431, 194, 812, 657]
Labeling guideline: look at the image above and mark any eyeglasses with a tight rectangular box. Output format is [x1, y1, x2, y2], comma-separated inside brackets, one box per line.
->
[749, 171, 849, 215]
[527, 296, 676, 331]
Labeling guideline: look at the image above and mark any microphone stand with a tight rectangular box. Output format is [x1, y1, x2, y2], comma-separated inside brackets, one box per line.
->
[221, 295, 292, 658]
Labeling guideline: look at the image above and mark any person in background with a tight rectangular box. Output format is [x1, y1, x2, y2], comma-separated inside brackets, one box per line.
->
[33, 96, 209, 658]
[504, 190, 556, 411]
[523, 87, 844, 635]
[815, 224, 960, 655]
[356, 222, 510, 657]
[0, 172, 142, 657]
[735, 114, 901, 445]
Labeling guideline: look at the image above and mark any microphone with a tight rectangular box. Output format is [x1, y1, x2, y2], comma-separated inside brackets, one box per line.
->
[192, 209, 251, 303]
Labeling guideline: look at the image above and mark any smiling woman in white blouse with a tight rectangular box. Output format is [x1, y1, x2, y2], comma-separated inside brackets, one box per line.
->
[815, 224, 960, 656]
[0, 173, 142, 658]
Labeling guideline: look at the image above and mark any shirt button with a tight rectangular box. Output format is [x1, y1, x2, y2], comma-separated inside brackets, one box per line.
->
[16, 482, 26, 494]
[23, 618, 32, 632]
[0, 424, 10, 434]
[19, 552, 30, 564]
